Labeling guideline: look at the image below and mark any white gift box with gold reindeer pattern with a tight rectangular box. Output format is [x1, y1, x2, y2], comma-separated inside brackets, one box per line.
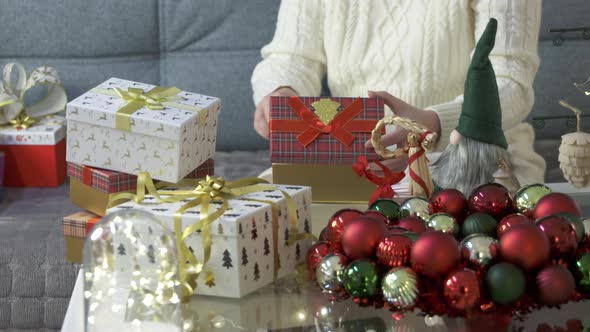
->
[66, 78, 219, 182]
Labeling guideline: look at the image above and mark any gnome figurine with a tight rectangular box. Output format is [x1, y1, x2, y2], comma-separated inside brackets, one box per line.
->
[431, 19, 518, 196]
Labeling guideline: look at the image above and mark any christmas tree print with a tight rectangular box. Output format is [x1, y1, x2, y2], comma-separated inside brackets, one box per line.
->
[296, 243, 301, 261]
[304, 218, 311, 234]
[296, 210, 300, 219]
[148, 226, 153, 235]
[251, 218, 258, 240]
[205, 271, 215, 288]
[265, 211, 269, 223]
[284, 227, 290, 246]
[242, 247, 248, 266]
[218, 223, 224, 235]
[117, 243, 126, 255]
[263, 237, 270, 256]
[147, 245, 155, 264]
[222, 249, 233, 269]
[254, 263, 260, 281]
[238, 222, 243, 235]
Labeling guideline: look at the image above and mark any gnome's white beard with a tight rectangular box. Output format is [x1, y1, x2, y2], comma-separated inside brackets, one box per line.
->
[431, 137, 511, 197]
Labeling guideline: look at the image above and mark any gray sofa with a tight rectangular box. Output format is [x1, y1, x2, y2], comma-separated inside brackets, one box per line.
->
[0, 1, 589, 330]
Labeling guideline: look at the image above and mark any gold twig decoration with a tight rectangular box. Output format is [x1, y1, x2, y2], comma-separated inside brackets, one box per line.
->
[371, 116, 438, 159]
[559, 100, 583, 132]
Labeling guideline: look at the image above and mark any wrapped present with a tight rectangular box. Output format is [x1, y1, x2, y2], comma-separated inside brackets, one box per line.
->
[270, 96, 383, 203]
[62, 210, 101, 238]
[0, 116, 67, 187]
[66, 78, 219, 182]
[68, 158, 214, 216]
[107, 175, 312, 298]
[64, 235, 84, 264]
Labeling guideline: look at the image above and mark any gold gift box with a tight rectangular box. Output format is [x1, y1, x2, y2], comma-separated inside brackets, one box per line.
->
[64, 235, 85, 264]
[69, 179, 130, 216]
[272, 163, 375, 203]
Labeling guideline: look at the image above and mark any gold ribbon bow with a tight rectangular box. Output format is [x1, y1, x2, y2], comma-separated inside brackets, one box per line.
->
[91, 85, 204, 131]
[0, 63, 67, 128]
[109, 173, 301, 302]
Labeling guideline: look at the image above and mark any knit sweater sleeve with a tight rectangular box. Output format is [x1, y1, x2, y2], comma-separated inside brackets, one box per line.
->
[426, 1, 542, 152]
[251, 0, 327, 106]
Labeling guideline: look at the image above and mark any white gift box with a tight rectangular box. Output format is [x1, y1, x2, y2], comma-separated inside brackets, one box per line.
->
[66, 78, 219, 182]
[107, 184, 312, 298]
[0, 115, 65, 145]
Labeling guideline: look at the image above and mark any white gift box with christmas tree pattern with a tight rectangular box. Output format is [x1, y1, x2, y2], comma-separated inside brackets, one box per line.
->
[66, 77, 219, 183]
[107, 184, 312, 298]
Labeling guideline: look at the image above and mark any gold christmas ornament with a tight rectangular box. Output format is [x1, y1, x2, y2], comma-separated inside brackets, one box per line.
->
[558, 100, 590, 188]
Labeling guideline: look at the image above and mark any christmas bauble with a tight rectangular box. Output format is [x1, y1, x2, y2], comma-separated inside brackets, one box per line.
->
[364, 210, 393, 227]
[468, 183, 513, 220]
[342, 259, 379, 298]
[426, 213, 459, 237]
[401, 231, 419, 243]
[532, 193, 582, 220]
[536, 265, 575, 306]
[575, 252, 590, 293]
[459, 234, 499, 268]
[461, 213, 497, 238]
[341, 216, 387, 260]
[497, 213, 532, 239]
[557, 212, 585, 243]
[429, 189, 468, 222]
[368, 199, 403, 221]
[443, 268, 481, 312]
[411, 231, 460, 279]
[401, 197, 431, 221]
[397, 216, 428, 235]
[306, 241, 332, 274]
[319, 227, 328, 242]
[326, 209, 364, 250]
[584, 219, 590, 237]
[500, 223, 550, 271]
[316, 253, 349, 293]
[536, 215, 578, 258]
[377, 234, 413, 268]
[382, 267, 419, 309]
[514, 184, 552, 217]
[486, 263, 526, 305]
[388, 226, 408, 234]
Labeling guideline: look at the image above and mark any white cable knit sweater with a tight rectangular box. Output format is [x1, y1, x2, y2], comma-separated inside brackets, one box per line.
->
[251, 0, 546, 184]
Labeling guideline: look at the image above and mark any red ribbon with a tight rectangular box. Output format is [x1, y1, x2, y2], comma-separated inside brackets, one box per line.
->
[353, 156, 405, 205]
[270, 97, 377, 147]
[407, 131, 433, 198]
[82, 166, 93, 186]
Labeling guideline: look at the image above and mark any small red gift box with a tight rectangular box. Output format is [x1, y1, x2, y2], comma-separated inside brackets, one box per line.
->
[269, 96, 384, 164]
[62, 210, 101, 238]
[0, 116, 66, 187]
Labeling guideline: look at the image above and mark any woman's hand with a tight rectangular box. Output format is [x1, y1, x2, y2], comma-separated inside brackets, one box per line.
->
[254, 87, 298, 139]
[365, 90, 441, 172]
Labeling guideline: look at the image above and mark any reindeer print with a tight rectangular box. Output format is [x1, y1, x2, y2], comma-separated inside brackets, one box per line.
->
[138, 143, 146, 151]
[101, 141, 111, 151]
[103, 158, 112, 167]
[122, 150, 131, 158]
[153, 151, 162, 160]
[97, 114, 107, 122]
[83, 154, 91, 163]
[155, 124, 164, 132]
[117, 133, 127, 141]
[86, 134, 95, 142]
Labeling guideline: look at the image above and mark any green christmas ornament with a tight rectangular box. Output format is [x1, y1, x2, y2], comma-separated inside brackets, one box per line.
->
[427, 213, 459, 237]
[575, 252, 590, 293]
[557, 212, 585, 243]
[514, 184, 552, 216]
[462, 213, 498, 237]
[486, 262, 526, 305]
[342, 259, 379, 298]
[401, 197, 431, 221]
[368, 199, 403, 220]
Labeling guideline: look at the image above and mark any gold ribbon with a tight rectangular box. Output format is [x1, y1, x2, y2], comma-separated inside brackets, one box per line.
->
[108, 174, 300, 302]
[91, 86, 203, 131]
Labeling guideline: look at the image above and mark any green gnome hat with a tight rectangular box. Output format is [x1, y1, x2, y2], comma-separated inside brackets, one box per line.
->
[456, 18, 508, 149]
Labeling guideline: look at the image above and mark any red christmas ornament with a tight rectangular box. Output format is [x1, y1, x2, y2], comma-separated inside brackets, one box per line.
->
[536, 215, 578, 258]
[388, 226, 409, 235]
[397, 216, 428, 235]
[364, 210, 394, 227]
[306, 241, 332, 274]
[411, 231, 460, 279]
[532, 193, 582, 220]
[319, 227, 328, 242]
[468, 183, 513, 220]
[500, 223, 550, 271]
[536, 265, 576, 306]
[376, 234, 413, 268]
[326, 209, 364, 250]
[497, 213, 532, 239]
[443, 268, 481, 312]
[429, 189, 468, 222]
[341, 216, 388, 260]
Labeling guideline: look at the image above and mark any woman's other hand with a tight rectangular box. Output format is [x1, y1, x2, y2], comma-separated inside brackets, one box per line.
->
[254, 87, 298, 139]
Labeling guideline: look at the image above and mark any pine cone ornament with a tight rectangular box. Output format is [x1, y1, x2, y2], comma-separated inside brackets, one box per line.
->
[558, 100, 590, 188]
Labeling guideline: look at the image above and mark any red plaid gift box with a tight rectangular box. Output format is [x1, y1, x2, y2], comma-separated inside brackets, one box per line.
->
[67, 158, 215, 193]
[269, 96, 384, 164]
[62, 211, 101, 237]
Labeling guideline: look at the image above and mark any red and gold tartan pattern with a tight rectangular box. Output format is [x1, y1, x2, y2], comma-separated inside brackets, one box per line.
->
[269, 97, 383, 164]
[62, 211, 100, 237]
[67, 158, 215, 193]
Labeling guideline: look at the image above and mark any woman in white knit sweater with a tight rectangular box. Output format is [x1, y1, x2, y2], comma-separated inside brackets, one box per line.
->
[252, 0, 546, 185]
